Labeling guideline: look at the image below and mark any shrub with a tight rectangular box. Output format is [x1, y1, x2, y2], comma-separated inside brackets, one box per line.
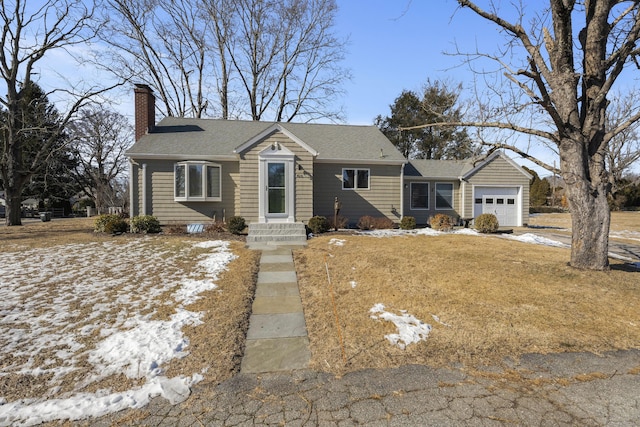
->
[308, 216, 330, 234]
[95, 214, 128, 234]
[227, 216, 246, 235]
[130, 215, 161, 234]
[162, 223, 186, 234]
[357, 215, 374, 230]
[358, 215, 395, 230]
[205, 220, 226, 233]
[430, 213, 453, 231]
[400, 216, 416, 230]
[332, 215, 349, 230]
[475, 213, 500, 233]
[371, 217, 395, 229]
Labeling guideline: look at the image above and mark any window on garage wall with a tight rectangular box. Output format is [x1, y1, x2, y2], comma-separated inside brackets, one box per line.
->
[435, 183, 453, 209]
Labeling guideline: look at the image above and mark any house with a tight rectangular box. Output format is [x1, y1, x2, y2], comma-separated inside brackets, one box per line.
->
[126, 84, 531, 242]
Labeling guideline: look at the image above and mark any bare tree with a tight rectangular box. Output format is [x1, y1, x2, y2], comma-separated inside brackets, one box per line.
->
[69, 107, 133, 214]
[405, 1, 640, 270]
[99, 0, 348, 122]
[0, 0, 118, 226]
[228, 0, 348, 122]
[605, 90, 640, 193]
[99, 0, 211, 118]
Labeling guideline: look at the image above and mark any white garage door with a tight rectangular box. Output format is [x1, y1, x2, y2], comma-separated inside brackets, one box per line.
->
[473, 187, 520, 227]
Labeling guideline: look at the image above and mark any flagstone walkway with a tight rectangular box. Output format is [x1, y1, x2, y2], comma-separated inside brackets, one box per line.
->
[240, 247, 311, 373]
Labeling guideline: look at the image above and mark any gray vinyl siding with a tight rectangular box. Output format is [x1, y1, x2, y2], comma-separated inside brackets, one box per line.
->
[313, 163, 402, 225]
[238, 131, 314, 223]
[403, 179, 460, 225]
[463, 155, 530, 224]
[132, 159, 239, 224]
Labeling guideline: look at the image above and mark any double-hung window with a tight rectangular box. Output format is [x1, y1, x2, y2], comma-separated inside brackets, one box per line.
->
[410, 182, 429, 210]
[174, 162, 221, 201]
[342, 168, 370, 190]
[435, 183, 453, 210]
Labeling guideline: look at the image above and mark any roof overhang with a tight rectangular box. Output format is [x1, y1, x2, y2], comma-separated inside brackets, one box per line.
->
[233, 123, 319, 156]
[314, 158, 407, 166]
[125, 153, 238, 162]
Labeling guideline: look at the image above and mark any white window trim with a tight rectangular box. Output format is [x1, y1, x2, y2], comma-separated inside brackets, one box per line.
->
[435, 182, 454, 210]
[410, 182, 429, 210]
[174, 161, 222, 202]
[342, 168, 370, 190]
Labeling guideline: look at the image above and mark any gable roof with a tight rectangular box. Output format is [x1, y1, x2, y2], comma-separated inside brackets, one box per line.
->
[126, 117, 406, 163]
[406, 151, 532, 181]
[461, 151, 533, 180]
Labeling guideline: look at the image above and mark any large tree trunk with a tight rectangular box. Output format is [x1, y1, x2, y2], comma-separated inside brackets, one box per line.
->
[565, 182, 610, 270]
[560, 137, 611, 270]
[5, 192, 23, 226]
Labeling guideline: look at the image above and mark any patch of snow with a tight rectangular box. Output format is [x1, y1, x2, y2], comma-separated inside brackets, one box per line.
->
[369, 304, 432, 350]
[501, 233, 570, 248]
[0, 374, 200, 426]
[0, 239, 236, 425]
[610, 230, 640, 243]
[328, 238, 346, 246]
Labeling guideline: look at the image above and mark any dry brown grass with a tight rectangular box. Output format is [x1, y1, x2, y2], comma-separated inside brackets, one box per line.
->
[0, 218, 259, 402]
[294, 233, 640, 376]
[528, 211, 640, 233]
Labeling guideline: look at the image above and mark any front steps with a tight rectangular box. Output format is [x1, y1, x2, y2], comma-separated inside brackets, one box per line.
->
[246, 222, 308, 249]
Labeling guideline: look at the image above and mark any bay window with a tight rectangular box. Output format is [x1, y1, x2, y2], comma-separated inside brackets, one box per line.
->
[174, 162, 221, 201]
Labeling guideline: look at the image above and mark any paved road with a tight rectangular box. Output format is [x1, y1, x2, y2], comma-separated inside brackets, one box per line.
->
[513, 227, 640, 264]
[80, 349, 640, 426]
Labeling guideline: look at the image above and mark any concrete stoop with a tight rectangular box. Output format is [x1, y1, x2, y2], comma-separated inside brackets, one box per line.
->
[246, 222, 307, 248]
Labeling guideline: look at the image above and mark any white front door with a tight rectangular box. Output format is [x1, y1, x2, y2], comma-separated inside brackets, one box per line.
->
[258, 144, 295, 223]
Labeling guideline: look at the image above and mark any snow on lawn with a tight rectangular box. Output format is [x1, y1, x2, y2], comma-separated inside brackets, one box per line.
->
[0, 238, 236, 426]
[499, 233, 570, 248]
[369, 304, 432, 350]
[358, 228, 480, 238]
[328, 238, 346, 246]
[357, 227, 575, 249]
[610, 230, 640, 243]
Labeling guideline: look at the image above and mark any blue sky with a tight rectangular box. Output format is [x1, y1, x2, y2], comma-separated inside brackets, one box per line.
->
[334, 0, 492, 124]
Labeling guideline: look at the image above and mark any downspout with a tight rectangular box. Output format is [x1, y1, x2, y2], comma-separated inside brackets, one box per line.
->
[142, 163, 147, 216]
[459, 178, 465, 221]
[129, 159, 135, 220]
[400, 163, 405, 219]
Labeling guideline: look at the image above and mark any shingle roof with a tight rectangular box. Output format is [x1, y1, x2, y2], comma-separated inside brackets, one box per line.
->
[126, 117, 406, 163]
[405, 159, 473, 179]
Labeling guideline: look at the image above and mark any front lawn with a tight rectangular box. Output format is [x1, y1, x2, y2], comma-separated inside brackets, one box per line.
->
[0, 218, 259, 425]
[294, 230, 640, 375]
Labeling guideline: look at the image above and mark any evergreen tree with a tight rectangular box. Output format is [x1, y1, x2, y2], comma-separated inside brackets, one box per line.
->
[1, 83, 77, 215]
[524, 166, 551, 207]
[375, 80, 478, 160]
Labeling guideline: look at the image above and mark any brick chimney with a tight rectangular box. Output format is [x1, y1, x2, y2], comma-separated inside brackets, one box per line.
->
[134, 84, 156, 141]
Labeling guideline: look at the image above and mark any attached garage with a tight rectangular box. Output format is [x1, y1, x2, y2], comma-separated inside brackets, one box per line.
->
[473, 186, 521, 227]
[404, 152, 532, 227]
